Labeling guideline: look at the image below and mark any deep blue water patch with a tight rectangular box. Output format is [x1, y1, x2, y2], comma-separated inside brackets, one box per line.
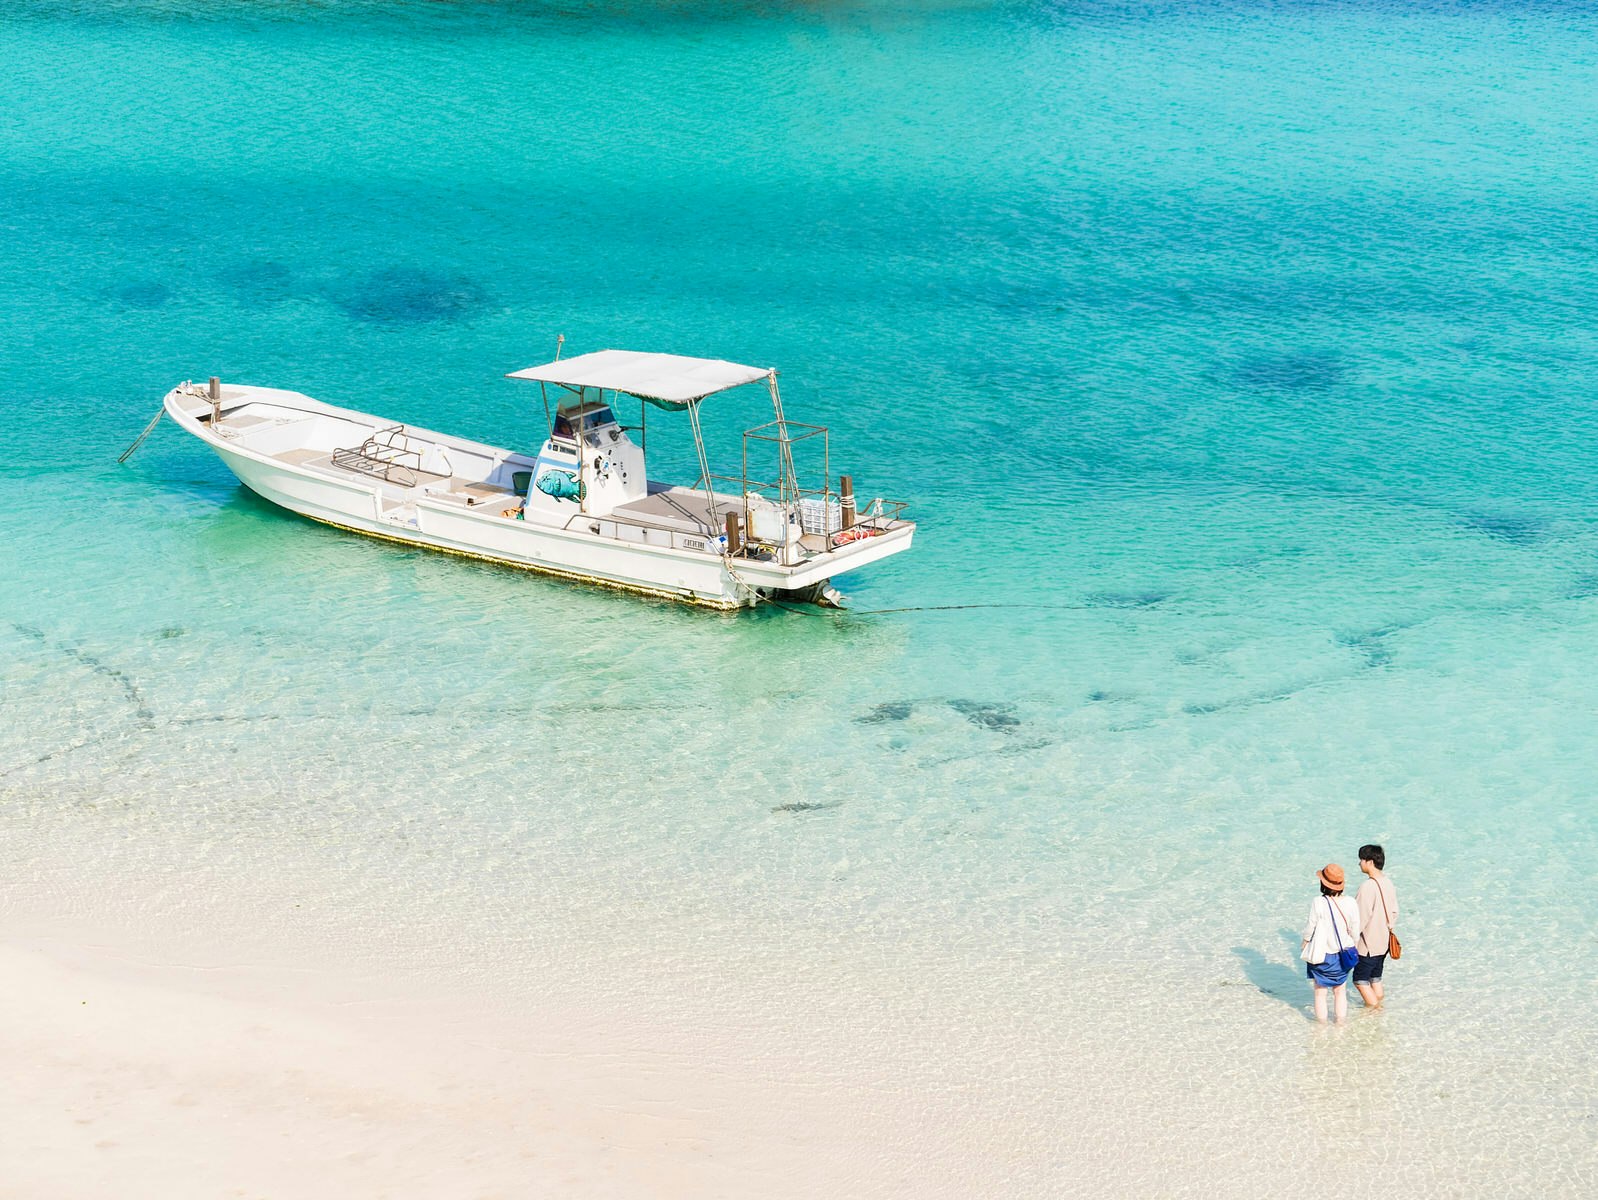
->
[329, 266, 490, 325]
[1461, 511, 1552, 546]
[1228, 351, 1348, 392]
[105, 280, 173, 310]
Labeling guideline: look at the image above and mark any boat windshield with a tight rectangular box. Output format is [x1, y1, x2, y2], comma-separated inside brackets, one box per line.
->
[552, 405, 615, 441]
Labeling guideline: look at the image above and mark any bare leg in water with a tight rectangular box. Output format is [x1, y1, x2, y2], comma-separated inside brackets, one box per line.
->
[1332, 982, 1348, 1025]
[1312, 983, 1330, 1023]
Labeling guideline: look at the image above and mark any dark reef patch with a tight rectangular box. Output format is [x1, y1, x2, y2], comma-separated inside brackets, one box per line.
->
[1230, 351, 1347, 392]
[1333, 625, 1403, 668]
[856, 701, 914, 724]
[857, 699, 1022, 732]
[332, 266, 489, 324]
[1183, 684, 1303, 715]
[1086, 689, 1139, 703]
[948, 699, 1020, 731]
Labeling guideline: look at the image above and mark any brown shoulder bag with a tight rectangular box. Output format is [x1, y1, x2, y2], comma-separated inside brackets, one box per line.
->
[1378, 879, 1401, 960]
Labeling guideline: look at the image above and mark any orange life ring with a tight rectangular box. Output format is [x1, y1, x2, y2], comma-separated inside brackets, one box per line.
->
[832, 526, 884, 547]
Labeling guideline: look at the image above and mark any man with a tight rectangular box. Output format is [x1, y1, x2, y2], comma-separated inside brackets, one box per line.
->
[1353, 843, 1398, 1008]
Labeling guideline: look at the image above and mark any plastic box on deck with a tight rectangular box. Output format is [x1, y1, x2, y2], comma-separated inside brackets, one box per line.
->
[798, 497, 842, 535]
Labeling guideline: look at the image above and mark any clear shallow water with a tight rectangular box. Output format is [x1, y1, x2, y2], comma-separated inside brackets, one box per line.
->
[3, 1, 1598, 1193]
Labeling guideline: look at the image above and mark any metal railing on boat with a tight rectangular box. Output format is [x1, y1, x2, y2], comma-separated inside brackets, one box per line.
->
[330, 425, 426, 488]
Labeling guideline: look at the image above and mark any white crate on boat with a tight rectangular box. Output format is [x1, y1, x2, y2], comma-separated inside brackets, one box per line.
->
[799, 497, 842, 535]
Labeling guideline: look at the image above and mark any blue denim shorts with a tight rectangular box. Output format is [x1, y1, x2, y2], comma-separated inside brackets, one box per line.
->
[1353, 953, 1387, 983]
[1306, 957, 1349, 987]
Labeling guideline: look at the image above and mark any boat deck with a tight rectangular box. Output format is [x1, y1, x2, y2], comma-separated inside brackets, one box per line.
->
[610, 486, 732, 535]
[219, 404, 812, 542]
[273, 447, 520, 510]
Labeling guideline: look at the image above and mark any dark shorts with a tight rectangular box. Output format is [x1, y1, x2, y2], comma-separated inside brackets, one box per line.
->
[1353, 953, 1386, 983]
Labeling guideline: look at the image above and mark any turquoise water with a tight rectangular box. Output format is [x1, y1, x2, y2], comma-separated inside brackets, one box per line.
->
[4, 1, 1598, 1191]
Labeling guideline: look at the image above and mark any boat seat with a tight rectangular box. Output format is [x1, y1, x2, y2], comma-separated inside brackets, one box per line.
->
[220, 413, 276, 432]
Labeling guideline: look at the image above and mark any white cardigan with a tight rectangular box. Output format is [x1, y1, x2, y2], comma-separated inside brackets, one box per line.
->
[1300, 895, 1361, 964]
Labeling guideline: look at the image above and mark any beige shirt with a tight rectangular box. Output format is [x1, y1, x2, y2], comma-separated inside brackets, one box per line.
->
[1356, 874, 1398, 956]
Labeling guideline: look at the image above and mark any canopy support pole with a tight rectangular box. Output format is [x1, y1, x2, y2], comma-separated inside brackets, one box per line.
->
[767, 373, 799, 505]
[687, 399, 719, 535]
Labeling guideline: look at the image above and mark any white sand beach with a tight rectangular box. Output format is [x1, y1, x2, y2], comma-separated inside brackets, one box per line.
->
[7, 888, 1593, 1199]
[3, 928, 955, 1200]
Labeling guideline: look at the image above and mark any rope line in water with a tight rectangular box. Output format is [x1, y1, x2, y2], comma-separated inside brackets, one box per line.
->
[117, 405, 166, 463]
[768, 600, 1093, 618]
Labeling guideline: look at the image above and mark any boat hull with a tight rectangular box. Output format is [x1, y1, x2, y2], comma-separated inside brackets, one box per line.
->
[217, 441, 759, 608]
[166, 386, 913, 610]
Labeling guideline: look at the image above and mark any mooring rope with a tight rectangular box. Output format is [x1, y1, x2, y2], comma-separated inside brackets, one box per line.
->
[117, 404, 166, 464]
[766, 599, 1095, 618]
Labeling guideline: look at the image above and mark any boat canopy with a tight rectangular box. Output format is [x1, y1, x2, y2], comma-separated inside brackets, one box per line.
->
[507, 350, 772, 410]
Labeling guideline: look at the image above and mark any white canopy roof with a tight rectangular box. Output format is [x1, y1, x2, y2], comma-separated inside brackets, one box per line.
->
[507, 349, 772, 404]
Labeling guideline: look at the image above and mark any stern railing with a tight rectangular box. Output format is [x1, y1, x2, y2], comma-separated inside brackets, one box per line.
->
[706, 420, 910, 564]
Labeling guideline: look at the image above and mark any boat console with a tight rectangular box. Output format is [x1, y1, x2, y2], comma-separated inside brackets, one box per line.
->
[526, 397, 645, 516]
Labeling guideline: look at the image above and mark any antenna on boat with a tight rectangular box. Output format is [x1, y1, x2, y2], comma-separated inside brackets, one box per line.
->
[553, 333, 565, 362]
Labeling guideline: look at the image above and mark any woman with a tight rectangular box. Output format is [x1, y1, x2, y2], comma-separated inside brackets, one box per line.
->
[1300, 863, 1361, 1024]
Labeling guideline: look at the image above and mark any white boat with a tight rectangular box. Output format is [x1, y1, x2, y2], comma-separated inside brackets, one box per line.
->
[160, 348, 915, 609]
